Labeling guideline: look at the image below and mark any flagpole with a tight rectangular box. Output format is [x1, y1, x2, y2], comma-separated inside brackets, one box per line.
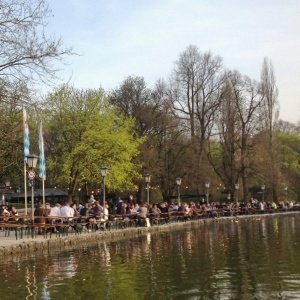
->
[24, 160, 28, 215]
[39, 122, 46, 207]
[23, 108, 30, 215]
[42, 178, 45, 207]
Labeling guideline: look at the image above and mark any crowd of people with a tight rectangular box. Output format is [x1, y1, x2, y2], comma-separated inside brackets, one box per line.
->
[0, 196, 298, 231]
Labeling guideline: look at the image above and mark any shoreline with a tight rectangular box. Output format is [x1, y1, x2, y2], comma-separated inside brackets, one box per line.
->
[1, 211, 299, 258]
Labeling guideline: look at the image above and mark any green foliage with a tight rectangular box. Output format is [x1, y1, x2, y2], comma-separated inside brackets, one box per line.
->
[77, 110, 143, 190]
[41, 85, 143, 195]
[0, 103, 25, 188]
[274, 132, 300, 200]
[208, 141, 223, 165]
[275, 132, 300, 172]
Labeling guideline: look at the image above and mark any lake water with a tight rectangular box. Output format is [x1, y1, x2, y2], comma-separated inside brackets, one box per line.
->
[1, 214, 300, 299]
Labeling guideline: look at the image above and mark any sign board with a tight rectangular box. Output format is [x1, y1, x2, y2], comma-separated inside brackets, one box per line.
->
[28, 170, 36, 180]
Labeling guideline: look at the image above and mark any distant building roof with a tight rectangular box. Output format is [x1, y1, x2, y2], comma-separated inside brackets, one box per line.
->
[10, 188, 68, 199]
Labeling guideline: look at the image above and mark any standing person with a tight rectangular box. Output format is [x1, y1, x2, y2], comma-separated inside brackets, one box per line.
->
[259, 201, 265, 214]
[137, 203, 148, 226]
[103, 203, 109, 221]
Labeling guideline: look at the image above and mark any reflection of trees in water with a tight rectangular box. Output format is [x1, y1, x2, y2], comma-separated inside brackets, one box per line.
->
[1, 215, 300, 299]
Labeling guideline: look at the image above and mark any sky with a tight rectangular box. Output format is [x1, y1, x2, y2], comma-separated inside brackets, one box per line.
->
[45, 0, 300, 123]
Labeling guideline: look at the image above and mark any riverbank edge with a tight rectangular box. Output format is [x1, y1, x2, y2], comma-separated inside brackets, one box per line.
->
[1, 211, 299, 257]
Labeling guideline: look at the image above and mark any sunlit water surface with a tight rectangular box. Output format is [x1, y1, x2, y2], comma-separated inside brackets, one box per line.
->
[1, 214, 300, 299]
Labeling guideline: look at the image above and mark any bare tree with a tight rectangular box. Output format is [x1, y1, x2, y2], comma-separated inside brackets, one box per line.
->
[275, 119, 299, 134]
[0, 0, 72, 185]
[169, 45, 223, 193]
[0, 80, 30, 185]
[109, 76, 154, 136]
[170, 45, 200, 137]
[260, 58, 279, 201]
[0, 0, 72, 84]
[228, 71, 263, 201]
[208, 76, 240, 198]
[208, 71, 263, 201]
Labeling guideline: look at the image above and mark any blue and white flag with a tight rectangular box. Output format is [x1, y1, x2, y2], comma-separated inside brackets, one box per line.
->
[39, 122, 46, 180]
[23, 108, 30, 160]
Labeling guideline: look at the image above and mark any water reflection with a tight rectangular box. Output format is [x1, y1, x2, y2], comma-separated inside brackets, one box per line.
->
[25, 266, 37, 300]
[1, 214, 300, 299]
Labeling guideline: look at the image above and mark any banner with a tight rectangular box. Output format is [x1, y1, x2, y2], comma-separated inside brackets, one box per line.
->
[39, 122, 46, 180]
[23, 108, 30, 159]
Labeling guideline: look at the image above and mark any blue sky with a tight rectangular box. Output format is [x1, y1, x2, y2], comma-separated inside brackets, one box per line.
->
[45, 0, 300, 123]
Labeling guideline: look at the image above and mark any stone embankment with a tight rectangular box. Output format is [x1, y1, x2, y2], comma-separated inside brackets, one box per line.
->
[0, 221, 192, 257]
[0, 211, 299, 257]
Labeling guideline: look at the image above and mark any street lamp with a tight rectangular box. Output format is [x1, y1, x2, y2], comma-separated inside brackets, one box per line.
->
[235, 183, 240, 203]
[5, 179, 10, 189]
[205, 182, 210, 205]
[261, 184, 265, 202]
[100, 166, 108, 211]
[16, 187, 21, 207]
[144, 173, 151, 205]
[77, 187, 82, 205]
[26, 154, 38, 223]
[227, 193, 231, 202]
[176, 177, 182, 206]
[284, 186, 288, 202]
[3, 179, 10, 205]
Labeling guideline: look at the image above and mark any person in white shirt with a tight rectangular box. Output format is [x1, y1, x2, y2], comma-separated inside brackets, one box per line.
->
[60, 202, 74, 219]
[50, 202, 62, 217]
[103, 204, 109, 221]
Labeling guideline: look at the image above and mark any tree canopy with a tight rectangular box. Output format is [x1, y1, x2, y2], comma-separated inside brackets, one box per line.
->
[40, 85, 143, 197]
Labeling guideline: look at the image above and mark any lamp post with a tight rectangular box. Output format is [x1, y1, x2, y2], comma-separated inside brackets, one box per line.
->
[26, 154, 38, 223]
[5, 179, 10, 188]
[100, 166, 108, 211]
[77, 188, 82, 205]
[227, 193, 231, 202]
[144, 173, 151, 205]
[16, 187, 20, 207]
[205, 182, 210, 205]
[176, 177, 182, 206]
[4, 179, 10, 205]
[261, 184, 265, 202]
[284, 186, 288, 202]
[235, 183, 239, 203]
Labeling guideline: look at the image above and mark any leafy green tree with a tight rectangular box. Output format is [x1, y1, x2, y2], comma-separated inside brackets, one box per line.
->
[266, 132, 300, 201]
[40, 85, 143, 199]
[110, 76, 193, 199]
